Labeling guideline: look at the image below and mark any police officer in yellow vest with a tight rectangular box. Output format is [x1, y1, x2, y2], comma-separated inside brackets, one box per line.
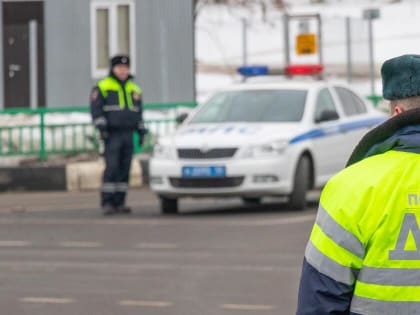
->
[296, 54, 420, 314]
[90, 55, 146, 215]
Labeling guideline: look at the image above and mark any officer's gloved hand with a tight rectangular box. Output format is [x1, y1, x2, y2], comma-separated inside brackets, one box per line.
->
[97, 129, 108, 156]
[138, 127, 148, 146]
[99, 130, 109, 140]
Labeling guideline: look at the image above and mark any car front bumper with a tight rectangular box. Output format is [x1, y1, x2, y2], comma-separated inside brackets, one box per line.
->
[149, 156, 295, 198]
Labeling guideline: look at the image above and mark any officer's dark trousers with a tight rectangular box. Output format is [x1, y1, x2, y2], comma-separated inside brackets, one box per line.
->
[101, 130, 133, 207]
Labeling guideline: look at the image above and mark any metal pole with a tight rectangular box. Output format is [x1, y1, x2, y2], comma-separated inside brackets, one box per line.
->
[317, 14, 323, 66]
[39, 110, 46, 161]
[346, 17, 352, 83]
[283, 14, 290, 66]
[29, 20, 38, 109]
[159, 20, 168, 102]
[242, 18, 248, 66]
[368, 17, 376, 96]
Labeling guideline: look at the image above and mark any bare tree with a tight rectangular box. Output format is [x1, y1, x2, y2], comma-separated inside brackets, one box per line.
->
[272, 0, 286, 9]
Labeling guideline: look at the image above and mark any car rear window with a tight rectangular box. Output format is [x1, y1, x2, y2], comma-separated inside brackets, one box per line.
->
[334, 86, 368, 116]
[190, 89, 307, 123]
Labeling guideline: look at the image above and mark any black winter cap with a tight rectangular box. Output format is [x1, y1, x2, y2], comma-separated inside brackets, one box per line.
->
[110, 55, 130, 68]
[382, 54, 420, 100]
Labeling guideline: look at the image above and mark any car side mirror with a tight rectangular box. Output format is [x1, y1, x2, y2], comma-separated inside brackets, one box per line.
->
[176, 113, 188, 124]
[315, 109, 339, 123]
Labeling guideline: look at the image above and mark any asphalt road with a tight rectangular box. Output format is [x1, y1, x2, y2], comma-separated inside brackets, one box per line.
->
[0, 189, 319, 315]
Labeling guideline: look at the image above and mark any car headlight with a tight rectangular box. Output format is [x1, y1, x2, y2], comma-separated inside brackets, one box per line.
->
[153, 144, 175, 159]
[240, 140, 288, 158]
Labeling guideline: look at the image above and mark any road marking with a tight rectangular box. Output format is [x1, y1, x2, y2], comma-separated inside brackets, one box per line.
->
[221, 304, 276, 311]
[119, 300, 173, 307]
[59, 242, 103, 248]
[21, 297, 74, 304]
[0, 213, 316, 227]
[0, 241, 31, 247]
[135, 242, 179, 249]
[0, 261, 292, 273]
[222, 214, 316, 226]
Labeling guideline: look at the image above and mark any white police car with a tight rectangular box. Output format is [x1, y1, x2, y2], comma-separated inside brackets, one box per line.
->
[150, 72, 386, 214]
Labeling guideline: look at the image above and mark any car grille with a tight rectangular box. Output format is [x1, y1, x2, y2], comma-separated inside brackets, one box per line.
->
[169, 177, 244, 188]
[177, 148, 237, 159]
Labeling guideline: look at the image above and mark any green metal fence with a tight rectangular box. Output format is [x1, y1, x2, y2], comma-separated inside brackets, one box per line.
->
[0, 102, 196, 161]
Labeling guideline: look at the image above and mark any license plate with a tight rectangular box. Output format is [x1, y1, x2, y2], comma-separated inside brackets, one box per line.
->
[182, 166, 226, 178]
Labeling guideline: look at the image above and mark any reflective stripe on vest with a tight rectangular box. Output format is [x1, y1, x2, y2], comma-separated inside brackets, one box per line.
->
[351, 296, 420, 315]
[97, 77, 142, 109]
[315, 205, 365, 258]
[305, 240, 358, 285]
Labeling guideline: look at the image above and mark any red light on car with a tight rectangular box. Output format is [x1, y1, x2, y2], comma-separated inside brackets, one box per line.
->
[285, 64, 323, 76]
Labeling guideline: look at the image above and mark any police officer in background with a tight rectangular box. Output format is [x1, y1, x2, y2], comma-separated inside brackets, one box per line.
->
[90, 55, 147, 215]
[296, 54, 420, 314]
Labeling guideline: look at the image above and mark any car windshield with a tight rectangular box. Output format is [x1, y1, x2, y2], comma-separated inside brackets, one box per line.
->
[189, 89, 307, 123]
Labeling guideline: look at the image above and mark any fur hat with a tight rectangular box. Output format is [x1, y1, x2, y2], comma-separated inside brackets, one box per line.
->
[382, 54, 420, 100]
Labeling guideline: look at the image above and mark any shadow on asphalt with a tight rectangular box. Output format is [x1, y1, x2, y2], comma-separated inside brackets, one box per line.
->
[171, 199, 319, 217]
[0, 192, 319, 219]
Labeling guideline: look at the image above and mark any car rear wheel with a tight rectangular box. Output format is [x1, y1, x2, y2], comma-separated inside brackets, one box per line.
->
[288, 155, 310, 210]
[242, 197, 262, 205]
[159, 196, 178, 214]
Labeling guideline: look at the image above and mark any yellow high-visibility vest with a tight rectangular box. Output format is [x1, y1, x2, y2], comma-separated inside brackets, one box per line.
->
[97, 76, 142, 109]
[306, 150, 420, 314]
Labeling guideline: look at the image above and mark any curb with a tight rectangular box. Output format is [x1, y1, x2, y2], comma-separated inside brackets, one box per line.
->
[0, 158, 150, 192]
[0, 166, 67, 191]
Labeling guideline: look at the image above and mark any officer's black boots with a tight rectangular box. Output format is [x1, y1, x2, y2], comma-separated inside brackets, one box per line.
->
[116, 205, 132, 214]
[102, 205, 132, 215]
[102, 204, 116, 216]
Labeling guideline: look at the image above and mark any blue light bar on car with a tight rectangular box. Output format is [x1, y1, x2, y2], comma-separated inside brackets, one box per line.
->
[237, 66, 269, 77]
[237, 64, 323, 77]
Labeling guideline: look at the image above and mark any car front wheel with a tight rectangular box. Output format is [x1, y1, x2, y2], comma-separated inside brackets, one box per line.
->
[288, 155, 311, 210]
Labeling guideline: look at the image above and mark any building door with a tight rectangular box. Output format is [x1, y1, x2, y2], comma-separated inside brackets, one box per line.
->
[3, 1, 45, 108]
